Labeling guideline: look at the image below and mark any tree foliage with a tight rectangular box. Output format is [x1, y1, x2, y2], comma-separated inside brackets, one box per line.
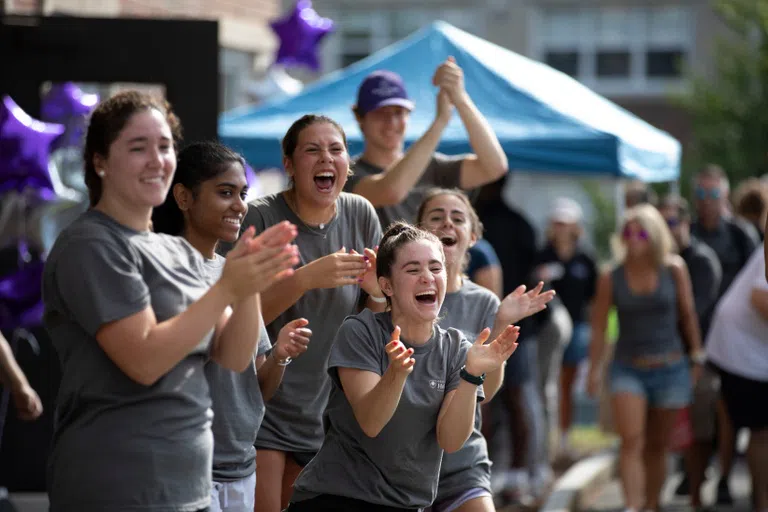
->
[678, 0, 768, 186]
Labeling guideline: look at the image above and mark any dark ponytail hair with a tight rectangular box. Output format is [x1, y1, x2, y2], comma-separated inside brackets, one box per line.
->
[152, 141, 246, 236]
[84, 91, 182, 207]
[376, 222, 443, 308]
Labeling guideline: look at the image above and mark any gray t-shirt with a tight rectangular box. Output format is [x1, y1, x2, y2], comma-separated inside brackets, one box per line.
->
[347, 153, 464, 229]
[243, 192, 382, 453]
[42, 209, 215, 512]
[436, 280, 498, 500]
[292, 309, 484, 509]
[202, 255, 272, 482]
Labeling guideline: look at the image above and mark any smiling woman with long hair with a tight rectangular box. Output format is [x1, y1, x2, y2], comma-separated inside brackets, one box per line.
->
[152, 140, 312, 512]
[587, 204, 704, 512]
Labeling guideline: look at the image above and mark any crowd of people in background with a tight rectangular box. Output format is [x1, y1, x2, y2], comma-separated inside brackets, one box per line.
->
[0, 55, 767, 512]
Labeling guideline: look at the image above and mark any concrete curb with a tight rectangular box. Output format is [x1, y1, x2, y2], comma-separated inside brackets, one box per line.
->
[540, 451, 617, 512]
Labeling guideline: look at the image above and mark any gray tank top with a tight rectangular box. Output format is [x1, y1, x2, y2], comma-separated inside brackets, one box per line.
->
[612, 264, 684, 363]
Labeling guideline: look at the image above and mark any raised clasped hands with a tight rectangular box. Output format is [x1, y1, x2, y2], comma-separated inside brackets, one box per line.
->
[465, 325, 520, 376]
[273, 318, 312, 361]
[432, 56, 466, 111]
[351, 246, 380, 297]
[220, 222, 300, 301]
[385, 326, 415, 377]
[497, 282, 556, 326]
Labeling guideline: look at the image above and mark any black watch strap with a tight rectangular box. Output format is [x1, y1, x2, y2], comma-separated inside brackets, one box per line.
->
[460, 365, 486, 386]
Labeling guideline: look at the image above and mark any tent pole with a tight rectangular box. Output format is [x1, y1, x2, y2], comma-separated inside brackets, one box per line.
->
[614, 179, 624, 229]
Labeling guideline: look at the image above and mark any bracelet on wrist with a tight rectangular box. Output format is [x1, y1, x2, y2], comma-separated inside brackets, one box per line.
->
[276, 355, 292, 367]
[459, 365, 486, 386]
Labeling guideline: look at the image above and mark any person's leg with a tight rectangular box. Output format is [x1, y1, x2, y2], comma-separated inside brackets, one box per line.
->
[612, 392, 648, 511]
[280, 454, 307, 509]
[254, 450, 286, 512]
[558, 365, 578, 450]
[683, 366, 719, 508]
[500, 340, 533, 501]
[748, 429, 768, 511]
[643, 407, 680, 511]
[716, 398, 736, 505]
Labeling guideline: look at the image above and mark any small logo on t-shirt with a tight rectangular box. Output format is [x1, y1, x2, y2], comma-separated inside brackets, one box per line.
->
[429, 379, 445, 390]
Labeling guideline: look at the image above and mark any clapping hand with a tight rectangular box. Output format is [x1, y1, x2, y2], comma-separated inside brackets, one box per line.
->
[465, 325, 520, 376]
[273, 318, 312, 360]
[385, 326, 415, 377]
[497, 282, 556, 326]
[352, 246, 380, 297]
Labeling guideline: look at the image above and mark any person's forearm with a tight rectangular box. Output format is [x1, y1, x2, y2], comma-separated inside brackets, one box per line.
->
[588, 319, 608, 370]
[483, 364, 504, 402]
[213, 294, 262, 372]
[120, 282, 234, 386]
[437, 380, 479, 453]
[453, 93, 508, 179]
[0, 335, 28, 391]
[372, 119, 449, 205]
[260, 267, 309, 324]
[349, 368, 408, 438]
[257, 353, 286, 401]
[681, 310, 702, 353]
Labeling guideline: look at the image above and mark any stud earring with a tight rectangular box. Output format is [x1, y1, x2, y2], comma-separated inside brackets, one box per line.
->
[96, 170, 105, 177]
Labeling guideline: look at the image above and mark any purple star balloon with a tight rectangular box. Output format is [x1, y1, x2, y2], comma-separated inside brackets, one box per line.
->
[0, 258, 45, 331]
[41, 82, 99, 150]
[270, 0, 335, 72]
[0, 95, 64, 196]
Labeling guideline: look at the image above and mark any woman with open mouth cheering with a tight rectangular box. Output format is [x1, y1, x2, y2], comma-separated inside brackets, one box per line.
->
[285, 222, 521, 512]
[417, 188, 555, 512]
[231, 115, 384, 512]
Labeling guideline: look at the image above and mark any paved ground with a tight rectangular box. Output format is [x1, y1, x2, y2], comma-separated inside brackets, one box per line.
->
[583, 458, 752, 512]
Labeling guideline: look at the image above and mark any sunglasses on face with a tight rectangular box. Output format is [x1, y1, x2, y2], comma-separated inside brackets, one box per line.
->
[622, 225, 649, 241]
[666, 217, 680, 228]
[695, 187, 721, 200]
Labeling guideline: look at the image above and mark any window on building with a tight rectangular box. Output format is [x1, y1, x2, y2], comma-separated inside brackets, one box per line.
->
[334, 9, 482, 69]
[534, 5, 692, 92]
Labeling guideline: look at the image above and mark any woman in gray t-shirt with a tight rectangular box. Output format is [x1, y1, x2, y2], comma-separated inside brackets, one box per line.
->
[152, 141, 313, 512]
[417, 188, 554, 512]
[232, 115, 385, 512]
[287, 223, 521, 511]
[43, 92, 299, 512]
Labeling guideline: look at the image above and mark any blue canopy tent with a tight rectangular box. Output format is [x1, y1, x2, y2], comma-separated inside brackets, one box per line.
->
[220, 21, 680, 184]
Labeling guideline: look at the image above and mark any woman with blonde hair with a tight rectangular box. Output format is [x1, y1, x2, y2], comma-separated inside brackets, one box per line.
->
[586, 204, 705, 512]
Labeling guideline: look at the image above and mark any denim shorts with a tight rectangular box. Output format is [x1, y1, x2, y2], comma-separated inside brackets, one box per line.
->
[609, 358, 692, 408]
[562, 322, 590, 366]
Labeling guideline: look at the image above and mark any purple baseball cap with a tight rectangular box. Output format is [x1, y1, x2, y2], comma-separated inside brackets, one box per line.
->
[355, 70, 415, 116]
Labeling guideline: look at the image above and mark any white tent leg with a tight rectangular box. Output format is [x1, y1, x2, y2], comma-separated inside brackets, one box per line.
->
[614, 179, 624, 228]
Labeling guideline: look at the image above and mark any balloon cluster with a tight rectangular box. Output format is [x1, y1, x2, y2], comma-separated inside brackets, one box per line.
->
[0, 83, 97, 332]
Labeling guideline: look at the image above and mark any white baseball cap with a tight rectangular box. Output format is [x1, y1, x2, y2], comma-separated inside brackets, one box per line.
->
[550, 197, 583, 223]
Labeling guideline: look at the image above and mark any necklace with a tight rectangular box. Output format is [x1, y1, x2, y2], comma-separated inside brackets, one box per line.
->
[285, 191, 336, 238]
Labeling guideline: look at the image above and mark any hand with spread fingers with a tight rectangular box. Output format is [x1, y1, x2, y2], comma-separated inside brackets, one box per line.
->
[497, 282, 556, 327]
[298, 246, 370, 290]
[220, 226, 300, 300]
[384, 326, 415, 377]
[465, 325, 520, 376]
[227, 220, 298, 259]
[274, 318, 312, 360]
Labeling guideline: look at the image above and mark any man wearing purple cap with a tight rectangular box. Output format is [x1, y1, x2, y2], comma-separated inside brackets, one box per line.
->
[344, 58, 508, 230]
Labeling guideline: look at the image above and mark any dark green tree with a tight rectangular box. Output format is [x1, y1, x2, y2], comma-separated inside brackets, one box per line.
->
[678, 0, 768, 187]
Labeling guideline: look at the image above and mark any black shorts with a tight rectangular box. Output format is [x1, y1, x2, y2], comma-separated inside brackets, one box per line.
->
[286, 494, 418, 511]
[713, 363, 768, 431]
[290, 451, 317, 467]
[503, 337, 535, 387]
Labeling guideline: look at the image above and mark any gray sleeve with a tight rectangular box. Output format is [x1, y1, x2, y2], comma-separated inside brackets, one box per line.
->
[482, 297, 500, 332]
[361, 197, 383, 248]
[427, 153, 467, 190]
[256, 322, 272, 357]
[690, 250, 722, 321]
[328, 316, 385, 387]
[53, 238, 151, 336]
